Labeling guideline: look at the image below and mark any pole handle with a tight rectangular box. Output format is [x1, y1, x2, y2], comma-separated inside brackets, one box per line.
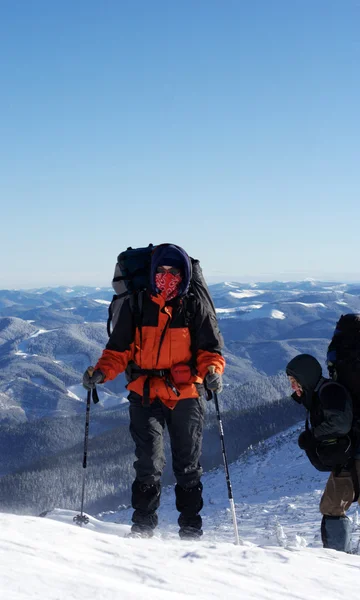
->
[208, 365, 216, 374]
[86, 367, 100, 404]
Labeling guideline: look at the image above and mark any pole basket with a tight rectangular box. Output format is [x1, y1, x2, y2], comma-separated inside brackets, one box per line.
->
[73, 514, 90, 526]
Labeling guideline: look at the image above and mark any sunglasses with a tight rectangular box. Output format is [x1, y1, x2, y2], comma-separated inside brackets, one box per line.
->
[156, 266, 181, 275]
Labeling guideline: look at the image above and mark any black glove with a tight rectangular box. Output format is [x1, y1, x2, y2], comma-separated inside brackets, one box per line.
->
[82, 367, 105, 390]
[205, 371, 223, 393]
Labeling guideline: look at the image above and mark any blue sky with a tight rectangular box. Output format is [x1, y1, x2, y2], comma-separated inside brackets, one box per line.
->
[1, 0, 359, 287]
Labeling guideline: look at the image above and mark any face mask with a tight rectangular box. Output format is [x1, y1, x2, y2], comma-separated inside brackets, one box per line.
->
[155, 271, 182, 301]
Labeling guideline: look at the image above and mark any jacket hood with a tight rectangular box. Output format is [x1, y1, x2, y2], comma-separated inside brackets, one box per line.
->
[150, 244, 192, 297]
[286, 354, 323, 408]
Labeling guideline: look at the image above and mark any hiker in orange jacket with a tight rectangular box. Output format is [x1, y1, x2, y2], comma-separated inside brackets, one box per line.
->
[83, 243, 225, 539]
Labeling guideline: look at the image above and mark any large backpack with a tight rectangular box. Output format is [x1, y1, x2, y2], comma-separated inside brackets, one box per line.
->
[327, 313, 360, 421]
[107, 243, 217, 337]
[298, 380, 355, 473]
[107, 244, 154, 336]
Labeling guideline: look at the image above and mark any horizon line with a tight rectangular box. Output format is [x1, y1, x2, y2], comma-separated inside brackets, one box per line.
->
[1, 277, 360, 292]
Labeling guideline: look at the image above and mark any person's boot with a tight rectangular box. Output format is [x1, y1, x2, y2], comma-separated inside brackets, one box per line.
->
[321, 515, 351, 553]
[175, 482, 204, 540]
[128, 523, 155, 539]
[131, 480, 161, 538]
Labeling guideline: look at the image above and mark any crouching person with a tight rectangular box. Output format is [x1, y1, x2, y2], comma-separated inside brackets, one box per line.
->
[286, 353, 360, 553]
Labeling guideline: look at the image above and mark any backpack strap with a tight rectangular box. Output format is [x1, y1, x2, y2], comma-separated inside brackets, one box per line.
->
[107, 298, 114, 337]
[182, 294, 197, 366]
[351, 463, 360, 502]
[92, 387, 100, 405]
[314, 377, 329, 394]
[107, 292, 129, 336]
[130, 291, 145, 352]
[127, 365, 180, 407]
[182, 293, 214, 400]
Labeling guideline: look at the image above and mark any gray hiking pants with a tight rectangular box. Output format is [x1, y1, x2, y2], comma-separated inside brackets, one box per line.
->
[128, 393, 206, 489]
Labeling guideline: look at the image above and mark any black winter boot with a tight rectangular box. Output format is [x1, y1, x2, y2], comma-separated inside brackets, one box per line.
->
[175, 482, 204, 540]
[131, 480, 161, 537]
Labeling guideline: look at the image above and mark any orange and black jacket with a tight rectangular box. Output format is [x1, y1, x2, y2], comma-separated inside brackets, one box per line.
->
[95, 291, 225, 409]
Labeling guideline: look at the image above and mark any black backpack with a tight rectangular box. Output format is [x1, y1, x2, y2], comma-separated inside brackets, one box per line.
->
[107, 243, 217, 336]
[296, 314, 360, 492]
[327, 313, 360, 421]
[107, 244, 154, 336]
[298, 380, 354, 473]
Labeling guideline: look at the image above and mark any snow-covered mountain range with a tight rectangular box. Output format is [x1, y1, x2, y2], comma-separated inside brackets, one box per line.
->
[0, 280, 358, 513]
[1, 279, 359, 422]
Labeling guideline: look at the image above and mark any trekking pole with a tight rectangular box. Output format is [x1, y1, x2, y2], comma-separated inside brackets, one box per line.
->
[73, 388, 92, 526]
[208, 367, 241, 546]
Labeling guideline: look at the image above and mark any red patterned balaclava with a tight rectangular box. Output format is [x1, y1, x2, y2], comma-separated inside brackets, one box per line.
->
[155, 271, 183, 301]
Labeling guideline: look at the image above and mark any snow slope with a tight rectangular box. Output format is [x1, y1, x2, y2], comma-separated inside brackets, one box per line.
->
[2, 424, 360, 599]
[100, 423, 358, 548]
[2, 510, 360, 600]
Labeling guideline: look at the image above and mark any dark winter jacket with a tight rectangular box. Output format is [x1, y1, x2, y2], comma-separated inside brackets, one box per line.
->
[286, 354, 353, 441]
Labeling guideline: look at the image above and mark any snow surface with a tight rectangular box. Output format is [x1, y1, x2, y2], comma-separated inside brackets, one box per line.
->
[14, 328, 56, 358]
[67, 388, 82, 401]
[216, 304, 263, 314]
[229, 289, 265, 299]
[2, 424, 360, 599]
[270, 309, 286, 319]
[239, 306, 286, 321]
[216, 304, 285, 320]
[2, 511, 360, 600]
[284, 302, 327, 308]
[29, 328, 56, 338]
[67, 384, 128, 408]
